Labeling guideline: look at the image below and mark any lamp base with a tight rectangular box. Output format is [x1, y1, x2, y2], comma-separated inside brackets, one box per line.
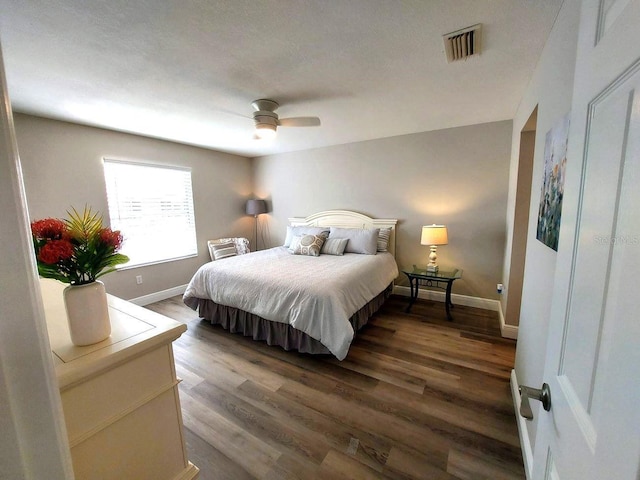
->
[427, 246, 439, 273]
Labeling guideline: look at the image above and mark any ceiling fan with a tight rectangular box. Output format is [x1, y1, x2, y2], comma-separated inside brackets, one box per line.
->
[251, 99, 321, 139]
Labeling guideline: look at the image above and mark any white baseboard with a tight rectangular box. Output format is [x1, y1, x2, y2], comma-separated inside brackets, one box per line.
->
[393, 285, 519, 339]
[393, 285, 496, 310]
[129, 284, 188, 306]
[498, 302, 519, 340]
[511, 369, 533, 480]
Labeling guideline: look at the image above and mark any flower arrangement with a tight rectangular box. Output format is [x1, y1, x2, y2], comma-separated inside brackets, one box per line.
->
[31, 206, 129, 285]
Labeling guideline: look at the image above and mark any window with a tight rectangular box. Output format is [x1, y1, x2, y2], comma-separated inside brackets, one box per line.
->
[103, 159, 197, 268]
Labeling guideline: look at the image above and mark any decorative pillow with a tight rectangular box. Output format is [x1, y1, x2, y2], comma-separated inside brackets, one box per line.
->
[377, 227, 392, 252]
[211, 242, 237, 260]
[329, 227, 380, 255]
[283, 226, 329, 247]
[215, 237, 250, 255]
[232, 237, 250, 255]
[290, 234, 326, 257]
[208, 237, 250, 260]
[321, 237, 349, 256]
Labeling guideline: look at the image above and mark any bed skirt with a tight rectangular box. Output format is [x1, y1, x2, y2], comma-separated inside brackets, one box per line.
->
[195, 283, 393, 356]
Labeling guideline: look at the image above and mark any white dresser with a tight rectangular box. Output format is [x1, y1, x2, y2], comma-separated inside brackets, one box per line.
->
[40, 279, 199, 480]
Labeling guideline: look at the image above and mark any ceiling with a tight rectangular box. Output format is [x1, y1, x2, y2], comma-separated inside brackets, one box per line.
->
[0, 1, 563, 158]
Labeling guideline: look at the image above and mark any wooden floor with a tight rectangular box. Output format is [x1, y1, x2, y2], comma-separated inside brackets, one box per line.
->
[145, 294, 524, 480]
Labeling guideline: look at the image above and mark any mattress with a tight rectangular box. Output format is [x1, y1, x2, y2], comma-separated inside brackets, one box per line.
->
[183, 246, 398, 359]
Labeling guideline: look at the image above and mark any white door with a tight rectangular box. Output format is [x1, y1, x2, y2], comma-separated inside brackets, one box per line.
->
[530, 0, 640, 479]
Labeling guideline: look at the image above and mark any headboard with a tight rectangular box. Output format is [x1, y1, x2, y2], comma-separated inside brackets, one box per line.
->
[288, 210, 398, 257]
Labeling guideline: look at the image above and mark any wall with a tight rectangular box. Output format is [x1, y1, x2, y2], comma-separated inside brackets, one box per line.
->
[253, 120, 512, 301]
[503, 0, 581, 454]
[14, 114, 252, 300]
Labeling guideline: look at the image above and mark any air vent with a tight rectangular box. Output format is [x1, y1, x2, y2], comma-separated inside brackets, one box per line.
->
[443, 24, 482, 63]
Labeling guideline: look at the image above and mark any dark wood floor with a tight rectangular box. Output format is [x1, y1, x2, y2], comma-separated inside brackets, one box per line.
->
[146, 294, 524, 480]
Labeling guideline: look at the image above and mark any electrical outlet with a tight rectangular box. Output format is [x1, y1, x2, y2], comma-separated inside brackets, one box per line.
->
[497, 283, 504, 294]
[136, 275, 143, 285]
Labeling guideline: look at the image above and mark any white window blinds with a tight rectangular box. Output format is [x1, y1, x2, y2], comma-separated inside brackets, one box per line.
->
[103, 159, 197, 268]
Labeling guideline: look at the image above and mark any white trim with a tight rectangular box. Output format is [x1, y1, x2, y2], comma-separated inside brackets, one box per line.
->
[394, 284, 497, 309]
[129, 284, 188, 306]
[0, 45, 74, 477]
[511, 369, 534, 480]
[499, 302, 519, 339]
[393, 285, 519, 339]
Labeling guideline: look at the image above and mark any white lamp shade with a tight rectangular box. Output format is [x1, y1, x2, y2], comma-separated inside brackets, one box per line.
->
[421, 225, 448, 246]
[246, 199, 267, 215]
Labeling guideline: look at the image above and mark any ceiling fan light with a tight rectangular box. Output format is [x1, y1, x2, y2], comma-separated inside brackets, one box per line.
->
[255, 123, 277, 140]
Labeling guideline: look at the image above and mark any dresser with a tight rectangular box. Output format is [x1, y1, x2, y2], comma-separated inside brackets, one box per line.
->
[40, 279, 199, 480]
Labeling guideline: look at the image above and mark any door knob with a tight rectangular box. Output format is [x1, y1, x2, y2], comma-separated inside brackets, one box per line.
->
[518, 383, 551, 420]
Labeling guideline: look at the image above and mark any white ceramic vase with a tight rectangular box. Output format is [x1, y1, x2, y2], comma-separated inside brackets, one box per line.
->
[63, 280, 111, 346]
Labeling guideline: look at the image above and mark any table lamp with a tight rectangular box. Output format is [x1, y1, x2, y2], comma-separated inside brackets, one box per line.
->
[421, 225, 448, 272]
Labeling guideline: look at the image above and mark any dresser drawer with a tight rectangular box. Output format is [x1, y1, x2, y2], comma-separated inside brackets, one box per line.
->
[61, 344, 177, 445]
[69, 387, 190, 480]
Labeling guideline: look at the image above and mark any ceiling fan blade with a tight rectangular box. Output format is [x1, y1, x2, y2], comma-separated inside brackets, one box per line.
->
[278, 117, 321, 127]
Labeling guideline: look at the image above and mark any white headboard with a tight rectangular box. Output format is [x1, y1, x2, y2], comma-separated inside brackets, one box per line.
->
[288, 210, 398, 257]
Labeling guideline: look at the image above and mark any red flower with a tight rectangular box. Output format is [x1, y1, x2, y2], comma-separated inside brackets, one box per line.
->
[99, 228, 123, 250]
[31, 218, 66, 240]
[31, 207, 129, 284]
[38, 239, 74, 264]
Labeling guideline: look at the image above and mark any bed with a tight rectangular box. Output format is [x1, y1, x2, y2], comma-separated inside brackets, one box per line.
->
[183, 210, 398, 360]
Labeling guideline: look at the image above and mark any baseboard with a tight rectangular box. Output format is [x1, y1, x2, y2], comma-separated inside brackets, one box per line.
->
[393, 285, 498, 310]
[498, 302, 519, 340]
[393, 285, 519, 339]
[511, 369, 533, 480]
[129, 284, 188, 306]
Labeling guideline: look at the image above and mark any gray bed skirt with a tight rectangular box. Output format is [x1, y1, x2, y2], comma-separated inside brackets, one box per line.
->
[195, 283, 393, 356]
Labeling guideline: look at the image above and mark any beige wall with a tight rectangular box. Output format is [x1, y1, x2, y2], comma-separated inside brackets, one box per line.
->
[504, 0, 581, 450]
[253, 120, 512, 301]
[14, 114, 252, 300]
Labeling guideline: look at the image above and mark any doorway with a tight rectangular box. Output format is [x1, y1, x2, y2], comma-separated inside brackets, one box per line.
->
[505, 107, 537, 327]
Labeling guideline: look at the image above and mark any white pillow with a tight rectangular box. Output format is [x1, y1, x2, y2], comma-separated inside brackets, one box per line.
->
[329, 227, 380, 255]
[283, 226, 329, 247]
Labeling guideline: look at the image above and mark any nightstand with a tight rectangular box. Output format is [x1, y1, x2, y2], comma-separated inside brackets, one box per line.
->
[402, 266, 462, 320]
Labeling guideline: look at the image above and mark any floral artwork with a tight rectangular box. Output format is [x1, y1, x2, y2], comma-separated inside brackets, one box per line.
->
[536, 113, 570, 251]
[31, 206, 129, 285]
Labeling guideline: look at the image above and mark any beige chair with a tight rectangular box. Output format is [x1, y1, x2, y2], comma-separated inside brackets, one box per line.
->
[207, 237, 250, 261]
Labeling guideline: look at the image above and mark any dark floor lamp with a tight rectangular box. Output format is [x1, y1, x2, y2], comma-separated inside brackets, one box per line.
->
[246, 199, 267, 250]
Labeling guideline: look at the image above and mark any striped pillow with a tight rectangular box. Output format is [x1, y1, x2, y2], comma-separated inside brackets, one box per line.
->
[377, 227, 392, 252]
[321, 237, 349, 256]
[212, 242, 237, 260]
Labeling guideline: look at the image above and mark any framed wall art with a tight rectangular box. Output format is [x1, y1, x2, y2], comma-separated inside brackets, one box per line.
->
[536, 112, 570, 251]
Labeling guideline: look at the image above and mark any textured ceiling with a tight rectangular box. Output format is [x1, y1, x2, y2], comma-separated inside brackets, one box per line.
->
[0, 1, 563, 158]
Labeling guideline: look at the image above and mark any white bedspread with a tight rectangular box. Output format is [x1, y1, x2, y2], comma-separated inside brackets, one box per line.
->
[183, 246, 398, 360]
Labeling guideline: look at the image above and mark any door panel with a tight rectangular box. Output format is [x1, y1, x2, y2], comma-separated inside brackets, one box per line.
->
[531, 0, 640, 479]
[561, 68, 636, 410]
[597, 0, 633, 41]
